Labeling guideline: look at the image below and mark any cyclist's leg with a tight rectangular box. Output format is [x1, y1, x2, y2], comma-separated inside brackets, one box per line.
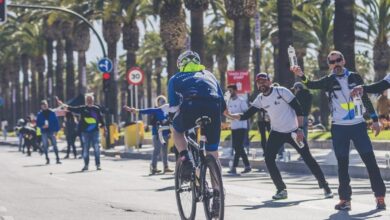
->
[204, 107, 222, 190]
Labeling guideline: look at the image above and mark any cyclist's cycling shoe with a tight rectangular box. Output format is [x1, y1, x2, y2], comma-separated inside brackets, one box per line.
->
[211, 190, 220, 218]
[180, 159, 194, 182]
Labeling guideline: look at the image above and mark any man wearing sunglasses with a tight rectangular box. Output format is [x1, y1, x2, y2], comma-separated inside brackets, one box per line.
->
[291, 51, 386, 211]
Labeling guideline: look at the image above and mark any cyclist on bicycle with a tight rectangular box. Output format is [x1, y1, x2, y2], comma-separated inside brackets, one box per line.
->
[168, 50, 226, 181]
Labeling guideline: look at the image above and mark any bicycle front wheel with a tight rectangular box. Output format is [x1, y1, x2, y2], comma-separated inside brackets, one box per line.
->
[202, 155, 225, 220]
[175, 160, 197, 220]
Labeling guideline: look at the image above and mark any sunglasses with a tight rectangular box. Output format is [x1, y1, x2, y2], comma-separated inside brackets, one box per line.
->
[328, 57, 343, 64]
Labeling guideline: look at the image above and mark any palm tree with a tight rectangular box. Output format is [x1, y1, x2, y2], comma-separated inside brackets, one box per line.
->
[334, 0, 356, 71]
[53, 20, 65, 100]
[358, 0, 390, 81]
[72, 22, 90, 95]
[184, 0, 209, 61]
[206, 3, 234, 91]
[293, 0, 334, 127]
[62, 19, 76, 100]
[276, 0, 294, 87]
[155, 0, 187, 78]
[43, 19, 55, 102]
[100, 0, 122, 122]
[224, 0, 257, 71]
[139, 32, 165, 106]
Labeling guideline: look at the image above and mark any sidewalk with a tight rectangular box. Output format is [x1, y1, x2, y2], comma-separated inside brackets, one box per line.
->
[1, 136, 390, 180]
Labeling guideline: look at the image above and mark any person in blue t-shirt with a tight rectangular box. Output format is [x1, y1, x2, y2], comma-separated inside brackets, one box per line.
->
[167, 50, 227, 181]
[124, 95, 174, 174]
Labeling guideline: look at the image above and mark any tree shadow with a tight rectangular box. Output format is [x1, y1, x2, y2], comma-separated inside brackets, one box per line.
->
[326, 209, 385, 220]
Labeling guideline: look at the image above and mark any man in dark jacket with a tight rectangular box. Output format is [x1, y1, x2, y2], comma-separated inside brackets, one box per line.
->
[36, 100, 61, 164]
[58, 94, 105, 171]
[291, 50, 386, 210]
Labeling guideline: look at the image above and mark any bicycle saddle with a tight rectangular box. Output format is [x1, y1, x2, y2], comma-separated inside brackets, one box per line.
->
[195, 116, 211, 126]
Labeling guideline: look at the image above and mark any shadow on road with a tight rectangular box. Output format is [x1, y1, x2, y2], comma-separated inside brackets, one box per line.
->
[325, 209, 384, 220]
[155, 186, 175, 192]
[23, 164, 47, 168]
[66, 170, 98, 174]
[229, 198, 324, 210]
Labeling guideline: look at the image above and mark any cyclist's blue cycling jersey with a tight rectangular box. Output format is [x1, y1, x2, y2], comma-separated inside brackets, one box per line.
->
[168, 69, 226, 151]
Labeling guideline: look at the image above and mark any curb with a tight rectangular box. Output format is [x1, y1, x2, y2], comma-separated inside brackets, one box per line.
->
[2, 141, 389, 180]
[105, 150, 390, 181]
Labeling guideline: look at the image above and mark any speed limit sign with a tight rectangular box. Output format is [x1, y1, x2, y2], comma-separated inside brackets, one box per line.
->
[127, 67, 144, 85]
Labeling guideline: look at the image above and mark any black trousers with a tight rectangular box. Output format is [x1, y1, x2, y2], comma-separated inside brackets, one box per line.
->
[265, 130, 328, 191]
[232, 129, 250, 168]
[66, 134, 77, 157]
[257, 121, 271, 152]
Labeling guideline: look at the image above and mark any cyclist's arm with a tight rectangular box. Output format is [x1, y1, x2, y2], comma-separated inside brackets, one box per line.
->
[167, 76, 180, 107]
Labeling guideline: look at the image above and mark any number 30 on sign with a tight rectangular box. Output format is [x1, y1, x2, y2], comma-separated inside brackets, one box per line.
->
[127, 67, 145, 85]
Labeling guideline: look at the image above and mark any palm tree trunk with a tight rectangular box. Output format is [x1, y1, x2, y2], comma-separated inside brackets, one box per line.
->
[233, 17, 251, 70]
[77, 51, 87, 95]
[55, 40, 65, 100]
[334, 0, 356, 71]
[46, 39, 54, 103]
[190, 8, 204, 61]
[30, 58, 38, 113]
[108, 42, 118, 122]
[123, 51, 136, 122]
[12, 58, 22, 121]
[217, 55, 228, 92]
[21, 54, 29, 116]
[318, 51, 330, 128]
[65, 39, 75, 100]
[277, 0, 294, 87]
[155, 57, 163, 95]
[167, 50, 181, 79]
[373, 41, 390, 81]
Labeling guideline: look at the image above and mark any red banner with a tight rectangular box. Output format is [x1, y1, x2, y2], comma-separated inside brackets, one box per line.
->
[226, 70, 251, 93]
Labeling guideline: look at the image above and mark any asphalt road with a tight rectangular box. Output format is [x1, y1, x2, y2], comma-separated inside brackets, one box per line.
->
[0, 144, 389, 220]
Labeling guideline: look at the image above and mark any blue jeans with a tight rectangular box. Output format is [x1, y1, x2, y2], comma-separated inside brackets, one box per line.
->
[331, 122, 386, 200]
[151, 135, 168, 168]
[42, 132, 60, 161]
[82, 131, 100, 167]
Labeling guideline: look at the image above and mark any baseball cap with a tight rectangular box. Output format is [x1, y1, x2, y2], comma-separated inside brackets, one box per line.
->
[292, 82, 304, 90]
[255, 72, 270, 81]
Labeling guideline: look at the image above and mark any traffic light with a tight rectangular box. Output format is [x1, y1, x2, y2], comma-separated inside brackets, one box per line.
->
[103, 72, 111, 92]
[0, 0, 6, 23]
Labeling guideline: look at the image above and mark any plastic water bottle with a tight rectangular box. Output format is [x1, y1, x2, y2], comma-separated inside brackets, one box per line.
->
[291, 132, 305, 148]
[287, 151, 291, 162]
[283, 151, 288, 162]
[353, 96, 363, 119]
[288, 45, 298, 67]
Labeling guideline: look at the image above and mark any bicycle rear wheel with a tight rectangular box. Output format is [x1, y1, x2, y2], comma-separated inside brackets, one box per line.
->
[202, 155, 225, 220]
[175, 159, 197, 220]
